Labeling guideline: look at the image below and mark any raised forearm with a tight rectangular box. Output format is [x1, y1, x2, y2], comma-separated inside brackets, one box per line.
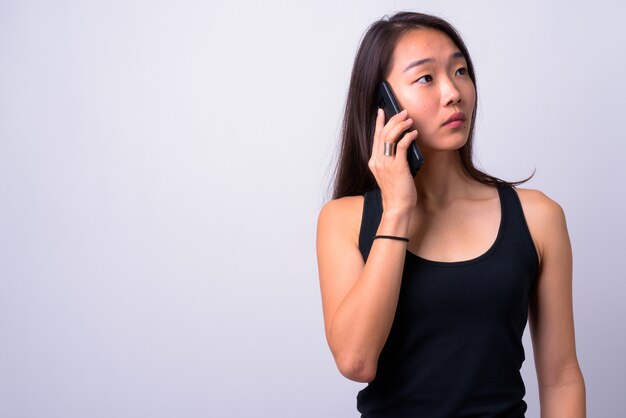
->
[329, 209, 411, 381]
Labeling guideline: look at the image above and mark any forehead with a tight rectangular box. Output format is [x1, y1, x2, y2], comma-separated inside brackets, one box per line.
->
[391, 28, 462, 72]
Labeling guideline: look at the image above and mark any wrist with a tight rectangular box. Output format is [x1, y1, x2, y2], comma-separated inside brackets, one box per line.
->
[381, 208, 413, 224]
[373, 235, 409, 242]
[378, 210, 412, 237]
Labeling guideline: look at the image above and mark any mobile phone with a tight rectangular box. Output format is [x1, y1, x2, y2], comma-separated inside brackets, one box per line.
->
[375, 81, 424, 177]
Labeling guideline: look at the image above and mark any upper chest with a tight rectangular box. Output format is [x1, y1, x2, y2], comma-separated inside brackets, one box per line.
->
[405, 194, 501, 263]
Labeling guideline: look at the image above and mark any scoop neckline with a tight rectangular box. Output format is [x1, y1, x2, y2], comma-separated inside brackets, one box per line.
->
[404, 187, 506, 267]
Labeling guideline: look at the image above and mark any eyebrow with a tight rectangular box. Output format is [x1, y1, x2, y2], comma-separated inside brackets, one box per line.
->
[402, 51, 466, 72]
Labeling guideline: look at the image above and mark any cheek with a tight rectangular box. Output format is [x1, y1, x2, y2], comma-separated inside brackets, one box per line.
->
[464, 87, 477, 110]
[411, 103, 438, 131]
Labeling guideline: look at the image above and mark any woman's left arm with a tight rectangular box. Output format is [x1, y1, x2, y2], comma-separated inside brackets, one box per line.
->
[518, 189, 586, 418]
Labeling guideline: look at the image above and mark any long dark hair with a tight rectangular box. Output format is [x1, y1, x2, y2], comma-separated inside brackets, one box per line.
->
[329, 11, 532, 200]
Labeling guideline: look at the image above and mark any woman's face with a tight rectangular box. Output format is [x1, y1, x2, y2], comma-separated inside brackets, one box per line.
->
[386, 28, 476, 153]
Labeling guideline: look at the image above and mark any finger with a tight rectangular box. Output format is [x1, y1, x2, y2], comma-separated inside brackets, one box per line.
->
[379, 109, 405, 139]
[395, 130, 418, 159]
[388, 108, 408, 124]
[383, 116, 414, 144]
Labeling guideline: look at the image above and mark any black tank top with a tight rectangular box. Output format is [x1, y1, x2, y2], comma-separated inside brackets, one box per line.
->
[356, 186, 538, 418]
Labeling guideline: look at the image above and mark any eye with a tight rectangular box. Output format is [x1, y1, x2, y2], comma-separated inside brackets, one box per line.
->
[415, 74, 432, 84]
[456, 67, 467, 76]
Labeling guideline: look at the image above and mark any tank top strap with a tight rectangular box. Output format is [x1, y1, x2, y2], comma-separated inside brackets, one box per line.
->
[358, 188, 383, 262]
[498, 186, 540, 267]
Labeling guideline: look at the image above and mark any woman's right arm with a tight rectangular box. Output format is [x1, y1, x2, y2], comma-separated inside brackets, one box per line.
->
[316, 200, 412, 383]
[316, 108, 419, 383]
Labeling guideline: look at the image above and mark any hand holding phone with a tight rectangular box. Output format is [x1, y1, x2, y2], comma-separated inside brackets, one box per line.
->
[375, 81, 424, 177]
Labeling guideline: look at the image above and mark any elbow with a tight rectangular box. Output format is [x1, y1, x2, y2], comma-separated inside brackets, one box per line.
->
[335, 354, 377, 383]
[326, 326, 378, 382]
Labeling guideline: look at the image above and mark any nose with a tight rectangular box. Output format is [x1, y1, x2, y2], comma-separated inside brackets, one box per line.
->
[441, 77, 462, 106]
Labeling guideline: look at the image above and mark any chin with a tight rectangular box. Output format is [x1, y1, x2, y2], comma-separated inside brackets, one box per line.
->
[419, 134, 468, 153]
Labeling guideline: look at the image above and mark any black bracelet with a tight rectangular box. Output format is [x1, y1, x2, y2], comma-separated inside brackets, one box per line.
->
[373, 235, 409, 242]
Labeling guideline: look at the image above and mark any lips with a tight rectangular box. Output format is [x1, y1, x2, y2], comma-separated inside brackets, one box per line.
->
[443, 111, 466, 126]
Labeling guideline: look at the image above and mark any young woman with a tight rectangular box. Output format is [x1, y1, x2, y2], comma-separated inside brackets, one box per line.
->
[316, 12, 586, 417]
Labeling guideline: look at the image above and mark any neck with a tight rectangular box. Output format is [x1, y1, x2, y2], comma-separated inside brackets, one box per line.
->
[413, 150, 475, 205]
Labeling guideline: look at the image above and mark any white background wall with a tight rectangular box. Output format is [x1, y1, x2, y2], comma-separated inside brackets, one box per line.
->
[1, 0, 624, 416]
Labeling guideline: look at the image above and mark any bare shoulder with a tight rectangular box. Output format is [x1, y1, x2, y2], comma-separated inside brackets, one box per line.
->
[317, 195, 365, 247]
[514, 188, 569, 263]
[514, 188, 566, 222]
[318, 194, 364, 218]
